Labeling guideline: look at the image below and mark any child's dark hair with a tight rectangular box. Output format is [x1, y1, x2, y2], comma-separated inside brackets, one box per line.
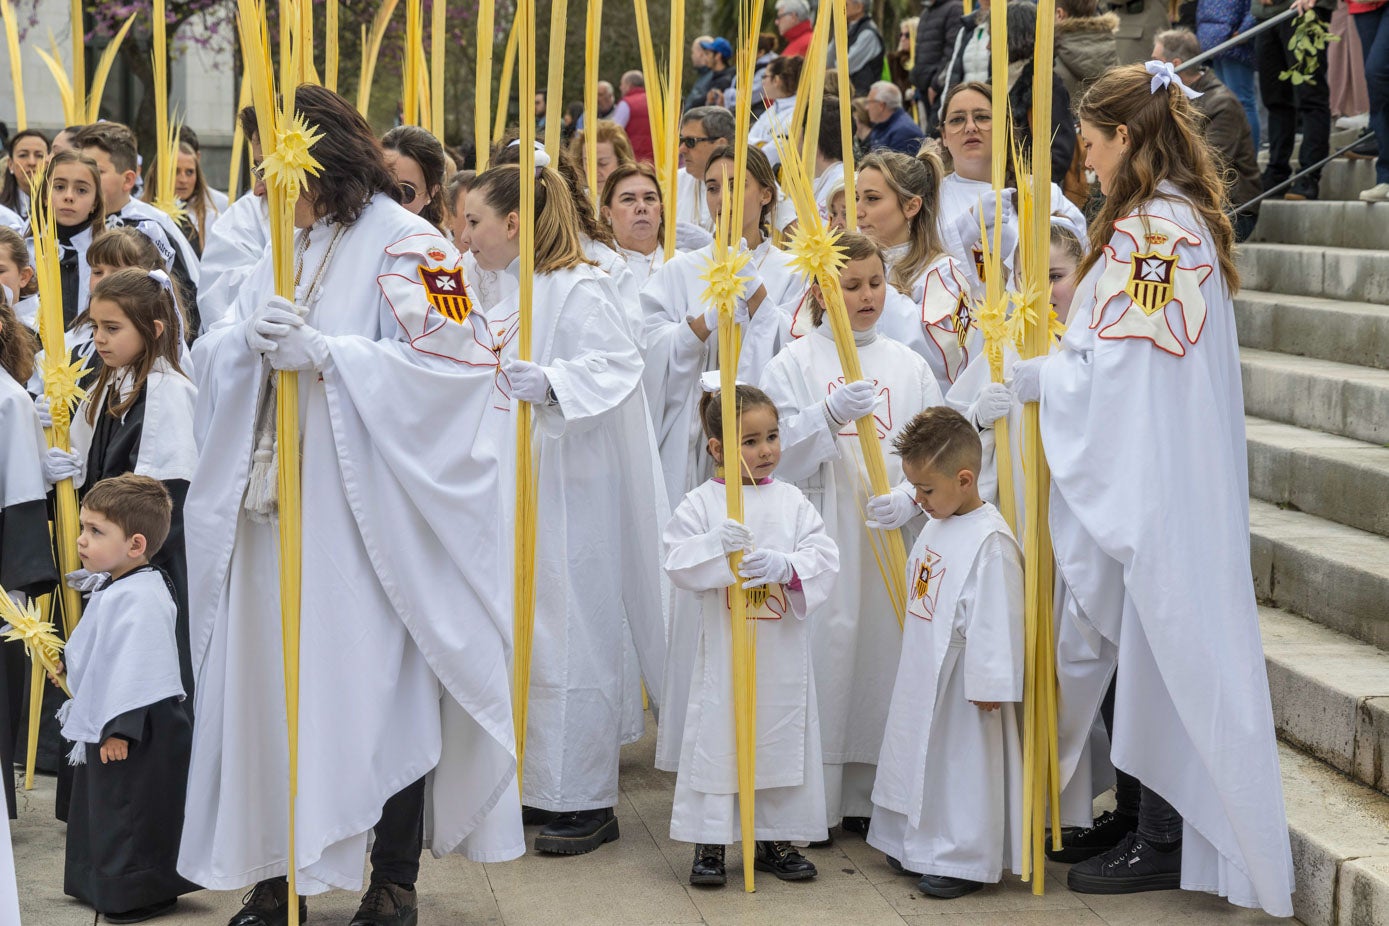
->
[82, 473, 173, 557]
[83, 268, 185, 426]
[893, 406, 983, 476]
[0, 227, 37, 299]
[81, 228, 191, 345]
[0, 293, 37, 384]
[698, 384, 779, 451]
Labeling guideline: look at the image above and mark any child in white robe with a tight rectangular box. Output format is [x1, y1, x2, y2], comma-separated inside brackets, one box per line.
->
[868, 406, 1024, 899]
[662, 384, 839, 887]
[760, 232, 943, 838]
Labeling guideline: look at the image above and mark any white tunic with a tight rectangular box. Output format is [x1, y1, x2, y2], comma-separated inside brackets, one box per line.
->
[760, 324, 943, 822]
[640, 240, 807, 506]
[1040, 190, 1293, 916]
[675, 168, 715, 233]
[0, 370, 47, 512]
[486, 263, 668, 810]
[196, 193, 268, 332]
[661, 478, 839, 843]
[180, 196, 523, 894]
[868, 503, 1024, 882]
[748, 96, 798, 170]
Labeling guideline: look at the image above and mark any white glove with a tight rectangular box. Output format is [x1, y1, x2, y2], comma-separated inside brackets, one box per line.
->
[42, 447, 82, 485]
[6, 590, 24, 610]
[957, 189, 1018, 263]
[245, 295, 302, 353]
[1010, 356, 1047, 405]
[969, 382, 1013, 428]
[261, 309, 329, 372]
[738, 548, 795, 587]
[718, 518, 755, 554]
[826, 380, 878, 426]
[33, 393, 52, 429]
[502, 359, 553, 405]
[865, 488, 920, 530]
[735, 259, 767, 318]
[674, 221, 714, 251]
[65, 569, 108, 593]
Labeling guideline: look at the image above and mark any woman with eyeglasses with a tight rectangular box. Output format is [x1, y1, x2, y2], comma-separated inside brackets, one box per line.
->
[381, 125, 446, 229]
[640, 144, 807, 509]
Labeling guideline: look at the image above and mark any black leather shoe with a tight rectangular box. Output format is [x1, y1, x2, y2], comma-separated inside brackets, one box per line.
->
[349, 883, 418, 926]
[886, 855, 922, 877]
[104, 898, 178, 923]
[228, 880, 307, 926]
[1285, 177, 1321, 201]
[917, 874, 984, 899]
[1045, 809, 1137, 863]
[534, 807, 620, 855]
[754, 841, 817, 881]
[690, 844, 727, 886]
[840, 816, 871, 836]
[522, 805, 560, 826]
[1067, 833, 1182, 894]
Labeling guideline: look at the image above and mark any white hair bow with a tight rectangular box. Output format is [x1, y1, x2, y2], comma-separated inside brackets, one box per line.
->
[699, 370, 752, 394]
[147, 268, 174, 293]
[506, 138, 552, 170]
[0, 283, 13, 307]
[1144, 60, 1203, 100]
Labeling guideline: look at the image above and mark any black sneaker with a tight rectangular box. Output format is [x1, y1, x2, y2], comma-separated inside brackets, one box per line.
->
[840, 815, 871, 836]
[534, 807, 620, 855]
[1067, 833, 1182, 894]
[1285, 176, 1321, 201]
[690, 844, 727, 886]
[228, 880, 307, 926]
[754, 841, 817, 881]
[349, 883, 418, 926]
[917, 874, 984, 899]
[521, 805, 560, 826]
[1346, 135, 1379, 161]
[1045, 809, 1137, 863]
[886, 854, 922, 877]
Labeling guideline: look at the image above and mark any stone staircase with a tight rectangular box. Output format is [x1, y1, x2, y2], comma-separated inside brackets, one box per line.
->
[1239, 155, 1389, 926]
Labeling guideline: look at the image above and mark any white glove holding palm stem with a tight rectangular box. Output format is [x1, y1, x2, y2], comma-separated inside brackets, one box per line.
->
[34, 393, 53, 429]
[969, 382, 1013, 428]
[718, 518, 755, 554]
[245, 295, 302, 353]
[865, 488, 920, 530]
[739, 548, 794, 587]
[260, 307, 328, 372]
[1009, 356, 1047, 405]
[826, 380, 878, 426]
[502, 359, 552, 405]
[42, 448, 82, 485]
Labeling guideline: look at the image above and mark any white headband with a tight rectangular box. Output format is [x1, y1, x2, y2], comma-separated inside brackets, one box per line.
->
[1145, 60, 1203, 100]
[505, 138, 552, 171]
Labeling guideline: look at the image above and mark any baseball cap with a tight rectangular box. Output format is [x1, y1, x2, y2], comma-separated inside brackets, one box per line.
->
[700, 37, 734, 61]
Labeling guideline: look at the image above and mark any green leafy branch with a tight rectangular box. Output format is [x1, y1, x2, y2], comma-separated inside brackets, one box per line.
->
[1280, 10, 1338, 86]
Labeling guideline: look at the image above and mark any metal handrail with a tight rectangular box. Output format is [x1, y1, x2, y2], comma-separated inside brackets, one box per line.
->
[1175, 7, 1298, 73]
[1234, 131, 1373, 213]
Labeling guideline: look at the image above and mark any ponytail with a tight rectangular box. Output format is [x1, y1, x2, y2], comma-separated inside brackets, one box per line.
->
[472, 164, 592, 273]
[858, 149, 947, 294]
[698, 384, 779, 455]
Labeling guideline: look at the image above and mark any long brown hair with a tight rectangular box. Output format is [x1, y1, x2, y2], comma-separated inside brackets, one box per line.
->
[0, 129, 49, 214]
[0, 228, 37, 299]
[83, 268, 185, 425]
[38, 150, 106, 230]
[809, 232, 885, 326]
[83, 227, 190, 338]
[1076, 63, 1238, 291]
[0, 294, 36, 383]
[295, 85, 400, 226]
[471, 164, 591, 274]
[857, 149, 947, 294]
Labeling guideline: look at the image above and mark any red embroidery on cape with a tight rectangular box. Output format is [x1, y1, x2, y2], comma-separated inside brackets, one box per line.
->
[726, 582, 789, 620]
[826, 376, 891, 439]
[907, 546, 945, 621]
[1091, 214, 1213, 357]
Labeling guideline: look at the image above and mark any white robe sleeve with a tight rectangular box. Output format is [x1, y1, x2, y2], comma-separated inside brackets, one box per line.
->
[537, 276, 645, 439]
[784, 490, 839, 620]
[662, 491, 737, 592]
[759, 350, 839, 485]
[960, 532, 1024, 704]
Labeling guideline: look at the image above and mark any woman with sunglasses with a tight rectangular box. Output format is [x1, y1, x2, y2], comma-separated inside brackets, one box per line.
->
[382, 125, 447, 229]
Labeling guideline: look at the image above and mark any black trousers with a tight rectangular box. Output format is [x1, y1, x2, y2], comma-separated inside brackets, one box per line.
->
[1257, 9, 1332, 182]
[1100, 677, 1184, 845]
[369, 777, 426, 886]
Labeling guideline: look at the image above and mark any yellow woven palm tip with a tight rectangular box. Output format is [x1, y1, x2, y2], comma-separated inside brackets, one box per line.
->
[785, 223, 848, 284]
[261, 113, 324, 195]
[41, 354, 90, 428]
[698, 248, 753, 315]
[0, 593, 68, 692]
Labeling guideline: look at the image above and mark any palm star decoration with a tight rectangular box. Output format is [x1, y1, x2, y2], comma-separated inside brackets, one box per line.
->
[698, 246, 753, 317]
[0, 594, 68, 692]
[786, 223, 848, 284]
[41, 355, 90, 431]
[261, 111, 324, 196]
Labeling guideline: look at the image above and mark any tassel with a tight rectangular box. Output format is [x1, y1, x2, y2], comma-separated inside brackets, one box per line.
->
[244, 432, 279, 522]
[66, 741, 86, 766]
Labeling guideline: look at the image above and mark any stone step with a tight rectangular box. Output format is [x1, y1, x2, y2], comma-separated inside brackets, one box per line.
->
[1314, 156, 1380, 202]
[1281, 742, 1389, 926]
[1249, 200, 1389, 251]
[1236, 291, 1389, 371]
[1237, 242, 1389, 305]
[1241, 348, 1389, 446]
[1250, 499, 1389, 651]
[1264, 607, 1389, 800]
[1247, 417, 1389, 538]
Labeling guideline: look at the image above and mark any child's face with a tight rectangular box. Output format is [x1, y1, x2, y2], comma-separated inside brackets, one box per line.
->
[828, 192, 847, 231]
[708, 404, 781, 483]
[463, 189, 519, 272]
[89, 297, 158, 369]
[88, 262, 116, 288]
[855, 167, 917, 247]
[1049, 252, 1079, 323]
[704, 159, 772, 240]
[840, 255, 887, 332]
[0, 252, 32, 299]
[77, 507, 147, 579]
[49, 162, 99, 227]
[902, 457, 978, 519]
[174, 151, 199, 201]
[80, 146, 135, 211]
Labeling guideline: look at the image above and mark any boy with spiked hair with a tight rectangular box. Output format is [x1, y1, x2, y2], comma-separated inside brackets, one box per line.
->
[866, 407, 1025, 899]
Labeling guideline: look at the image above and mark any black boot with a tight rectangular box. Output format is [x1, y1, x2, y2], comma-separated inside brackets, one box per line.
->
[104, 898, 178, 923]
[1067, 833, 1182, 894]
[917, 874, 984, 899]
[753, 841, 817, 881]
[521, 805, 561, 826]
[534, 807, 620, 855]
[690, 844, 727, 886]
[228, 879, 307, 926]
[1045, 809, 1137, 863]
[349, 882, 419, 926]
[840, 815, 871, 836]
